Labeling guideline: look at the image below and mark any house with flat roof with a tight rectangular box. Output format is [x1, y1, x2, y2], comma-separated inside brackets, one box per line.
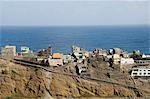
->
[48, 58, 63, 66]
[134, 60, 150, 66]
[48, 53, 63, 66]
[1, 45, 16, 59]
[131, 68, 150, 77]
[113, 54, 121, 64]
[21, 46, 30, 54]
[72, 45, 89, 63]
[93, 48, 108, 56]
[142, 54, 150, 59]
[75, 64, 88, 75]
[63, 55, 73, 64]
[120, 58, 134, 65]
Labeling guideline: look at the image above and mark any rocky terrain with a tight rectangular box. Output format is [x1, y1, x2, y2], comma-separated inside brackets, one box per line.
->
[0, 58, 150, 98]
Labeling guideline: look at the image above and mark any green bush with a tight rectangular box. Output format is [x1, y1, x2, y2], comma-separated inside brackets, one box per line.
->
[130, 53, 142, 59]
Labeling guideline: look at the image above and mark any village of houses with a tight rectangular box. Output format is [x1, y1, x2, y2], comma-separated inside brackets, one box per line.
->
[0, 45, 150, 79]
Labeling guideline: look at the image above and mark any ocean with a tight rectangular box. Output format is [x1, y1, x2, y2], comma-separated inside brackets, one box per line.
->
[1, 26, 149, 54]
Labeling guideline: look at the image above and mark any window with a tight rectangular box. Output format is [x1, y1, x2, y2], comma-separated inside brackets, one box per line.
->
[79, 56, 82, 58]
[133, 69, 138, 71]
[133, 73, 137, 75]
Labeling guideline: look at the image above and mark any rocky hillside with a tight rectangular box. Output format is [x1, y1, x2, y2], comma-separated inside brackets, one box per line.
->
[0, 59, 150, 98]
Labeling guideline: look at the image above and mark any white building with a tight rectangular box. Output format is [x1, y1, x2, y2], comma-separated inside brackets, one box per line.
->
[131, 68, 150, 77]
[120, 58, 135, 70]
[94, 49, 108, 56]
[1, 45, 16, 59]
[113, 54, 121, 64]
[21, 46, 30, 54]
[63, 55, 73, 64]
[120, 51, 129, 58]
[120, 58, 134, 65]
[134, 60, 150, 66]
[142, 54, 150, 58]
[72, 46, 81, 53]
[83, 51, 90, 58]
[72, 45, 90, 63]
[48, 58, 63, 66]
[73, 52, 86, 63]
[76, 64, 88, 75]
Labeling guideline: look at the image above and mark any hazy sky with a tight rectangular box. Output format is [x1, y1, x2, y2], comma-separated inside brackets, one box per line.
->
[0, 0, 150, 26]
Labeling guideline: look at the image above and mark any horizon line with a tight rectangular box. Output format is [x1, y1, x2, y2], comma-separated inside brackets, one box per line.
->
[1, 24, 149, 27]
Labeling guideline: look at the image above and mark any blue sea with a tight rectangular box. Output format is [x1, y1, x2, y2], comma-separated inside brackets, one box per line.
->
[0, 26, 150, 54]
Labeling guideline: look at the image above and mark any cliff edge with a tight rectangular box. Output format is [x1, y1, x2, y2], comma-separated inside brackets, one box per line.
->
[0, 59, 150, 98]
